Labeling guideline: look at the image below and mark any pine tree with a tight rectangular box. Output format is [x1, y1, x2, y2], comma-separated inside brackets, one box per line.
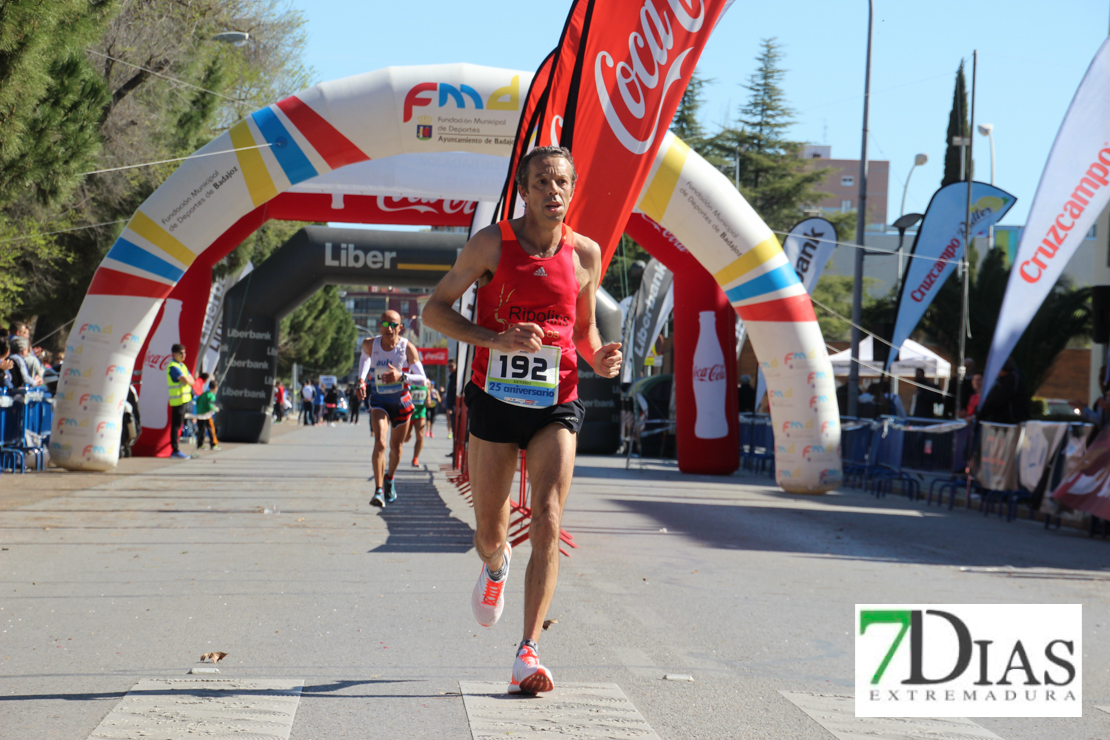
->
[671, 72, 709, 147]
[0, 0, 116, 207]
[699, 38, 851, 237]
[942, 61, 971, 187]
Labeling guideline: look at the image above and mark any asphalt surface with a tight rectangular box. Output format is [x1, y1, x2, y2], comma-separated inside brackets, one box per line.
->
[1, 420, 1108, 739]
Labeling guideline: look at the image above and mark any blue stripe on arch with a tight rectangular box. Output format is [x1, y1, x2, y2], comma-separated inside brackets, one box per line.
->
[725, 262, 800, 303]
[250, 106, 318, 186]
[106, 238, 183, 282]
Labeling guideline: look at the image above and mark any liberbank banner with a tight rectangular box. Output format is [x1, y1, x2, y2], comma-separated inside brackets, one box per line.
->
[888, 182, 1016, 368]
[983, 38, 1110, 404]
[782, 217, 837, 293]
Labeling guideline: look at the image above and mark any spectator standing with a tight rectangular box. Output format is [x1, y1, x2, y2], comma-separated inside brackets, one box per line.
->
[194, 379, 220, 450]
[300, 381, 316, 425]
[314, 380, 326, 424]
[347, 384, 361, 424]
[9, 337, 40, 386]
[193, 372, 209, 398]
[0, 337, 19, 389]
[325, 384, 339, 423]
[979, 358, 1030, 424]
[166, 343, 195, 459]
[878, 380, 906, 418]
[12, 323, 44, 384]
[121, 383, 142, 457]
[1079, 366, 1110, 430]
[274, 382, 286, 422]
[960, 372, 983, 420]
[737, 374, 756, 414]
[910, 368, 941, 419]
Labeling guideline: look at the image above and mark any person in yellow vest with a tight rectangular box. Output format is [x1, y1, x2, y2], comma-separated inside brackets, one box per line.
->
[166, 343, 195, 459]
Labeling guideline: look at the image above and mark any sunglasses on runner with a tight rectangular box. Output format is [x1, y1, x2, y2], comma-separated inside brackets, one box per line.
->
[380, 321, 401, 329]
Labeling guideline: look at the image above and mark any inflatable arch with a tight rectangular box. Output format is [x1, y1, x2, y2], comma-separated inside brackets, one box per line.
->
[52, 63, 840, 493]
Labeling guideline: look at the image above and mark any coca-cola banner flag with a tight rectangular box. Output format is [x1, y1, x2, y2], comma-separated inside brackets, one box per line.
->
[502, 0, 735, 271]
[627, 258, 674, 379]
[782, 217, 838, 293]
[888, 181, 1016, 369]
[1052, 425, 1110, 518]
[983, 37, 1110, 404]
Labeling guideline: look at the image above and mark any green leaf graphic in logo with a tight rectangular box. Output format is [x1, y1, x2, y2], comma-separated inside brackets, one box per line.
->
[860, 610, 911, 684]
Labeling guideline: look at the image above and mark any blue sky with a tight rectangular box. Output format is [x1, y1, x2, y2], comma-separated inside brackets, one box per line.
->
[289, 0, 1110, 227]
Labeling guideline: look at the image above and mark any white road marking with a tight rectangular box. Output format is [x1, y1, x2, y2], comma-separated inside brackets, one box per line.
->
[1098, 705, 1110, 715]
[460, 681, 661, 739]
[86, 678, 303, 740]
[779, 691, 1006, 740]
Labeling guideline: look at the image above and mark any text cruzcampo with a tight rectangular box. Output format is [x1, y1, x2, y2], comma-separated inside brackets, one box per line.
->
[1020, 147, 1110, 283]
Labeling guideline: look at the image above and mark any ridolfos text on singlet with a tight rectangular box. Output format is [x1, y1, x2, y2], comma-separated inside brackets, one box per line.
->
[505, 306, 572, 326]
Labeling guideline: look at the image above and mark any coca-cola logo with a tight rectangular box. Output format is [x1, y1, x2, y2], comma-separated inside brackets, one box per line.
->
[593, 0, 706, 154]
[375, 196, 476, 215]
[692, 363, 725, 382]
[145, 353, 172, 371]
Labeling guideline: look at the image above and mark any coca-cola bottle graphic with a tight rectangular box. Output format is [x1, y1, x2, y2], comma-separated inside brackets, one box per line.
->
[139, 298, 182, 431]
[692, 310, 728, 439]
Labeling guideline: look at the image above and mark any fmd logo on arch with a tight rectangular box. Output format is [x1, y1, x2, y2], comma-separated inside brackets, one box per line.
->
[856, 604, 1081, 717]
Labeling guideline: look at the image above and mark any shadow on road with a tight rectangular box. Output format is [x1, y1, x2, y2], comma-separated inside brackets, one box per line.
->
[615, 497, 1110, 571]
[370, 470, 474, 554]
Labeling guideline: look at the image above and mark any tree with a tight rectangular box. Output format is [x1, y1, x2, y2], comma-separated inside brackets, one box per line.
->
[698, 39, 854, 238]
[11, 0, 312, 344]
[0, 0, 116, 208]
[278, 286, 358, 376]
[918, 247, 1090, 395]
[671, 72, 710, 148]
[811, 275, 880, 342]
[942, 61, 971, 187]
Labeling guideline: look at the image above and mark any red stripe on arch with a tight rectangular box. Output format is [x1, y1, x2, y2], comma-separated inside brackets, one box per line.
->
[735, 293, 816, 323]
[87, 267, 174, 299]
[275, 96, 368, 169]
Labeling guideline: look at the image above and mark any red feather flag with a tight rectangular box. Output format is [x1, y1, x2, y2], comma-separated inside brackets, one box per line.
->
[497, 0, 734, 274]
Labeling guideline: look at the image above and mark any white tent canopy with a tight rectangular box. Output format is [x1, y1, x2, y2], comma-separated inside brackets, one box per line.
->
[830, 336, 951, 379]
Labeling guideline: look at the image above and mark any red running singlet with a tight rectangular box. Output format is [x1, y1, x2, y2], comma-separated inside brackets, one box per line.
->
[471, 220, 580, 404]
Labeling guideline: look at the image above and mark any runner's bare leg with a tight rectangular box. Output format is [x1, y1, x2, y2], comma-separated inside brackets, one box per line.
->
[387, 420, 409, 478]
[468, 434, 519, 572]
[412, 418, 426, 460]
[520, 423, 576, 643]
[370, 409, 390, 489]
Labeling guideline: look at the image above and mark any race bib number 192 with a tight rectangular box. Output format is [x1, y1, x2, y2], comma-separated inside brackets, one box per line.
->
[486, 346, 560, 408]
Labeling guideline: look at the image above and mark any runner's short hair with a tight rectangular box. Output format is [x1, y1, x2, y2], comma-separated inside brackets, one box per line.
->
[515, 145, 577, 192]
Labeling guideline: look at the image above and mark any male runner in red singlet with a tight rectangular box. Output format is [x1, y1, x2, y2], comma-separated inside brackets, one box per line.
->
[423, 146, 622, 694]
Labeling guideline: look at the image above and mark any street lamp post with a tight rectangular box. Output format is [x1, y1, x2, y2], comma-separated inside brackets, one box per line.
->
[978, 123, 996, 250]
[848, 0, 874, 418]
[899, 153, 928, 219]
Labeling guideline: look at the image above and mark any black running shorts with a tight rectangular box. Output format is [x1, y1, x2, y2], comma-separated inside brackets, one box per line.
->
[465, 381, 585, 449]
[369, 391, 414, 428]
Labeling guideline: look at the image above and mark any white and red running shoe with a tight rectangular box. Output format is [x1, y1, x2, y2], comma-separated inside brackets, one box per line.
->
[509, 642, 554, 694]
[471, 543, 511, 627]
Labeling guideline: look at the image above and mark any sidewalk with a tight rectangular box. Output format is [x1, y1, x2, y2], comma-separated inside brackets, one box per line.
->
[1, 422, 1108, 739]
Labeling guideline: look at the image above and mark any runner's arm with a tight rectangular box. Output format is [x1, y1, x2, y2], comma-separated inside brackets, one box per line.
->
[357, 350, 372, 383]
[572, 237, 622, 378]
[422, 226, 542, 353]
[403, 342, 428, 386]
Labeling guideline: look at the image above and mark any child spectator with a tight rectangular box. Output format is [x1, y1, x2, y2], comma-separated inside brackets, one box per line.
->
[194, 379, 220, 450]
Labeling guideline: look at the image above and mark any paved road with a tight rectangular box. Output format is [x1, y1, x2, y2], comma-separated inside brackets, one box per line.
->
[1, 421, 1108, 739]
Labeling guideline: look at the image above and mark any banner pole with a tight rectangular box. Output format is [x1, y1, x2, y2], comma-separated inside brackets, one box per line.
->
[956, 50, 977, 417]
[848, 0, 874, 417]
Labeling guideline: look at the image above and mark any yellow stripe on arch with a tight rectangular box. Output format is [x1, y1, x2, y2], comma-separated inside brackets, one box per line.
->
[229, 120, 277, 206]
[129, 211, 196, 267]
[712, 236, 782, 287]
[638, 136, 690, 223]
[396, 263, 452, 271]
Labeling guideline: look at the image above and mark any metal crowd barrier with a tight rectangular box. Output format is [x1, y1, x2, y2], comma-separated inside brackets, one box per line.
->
[0, 387, 53, 474]
[738, 413, 774, 475]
